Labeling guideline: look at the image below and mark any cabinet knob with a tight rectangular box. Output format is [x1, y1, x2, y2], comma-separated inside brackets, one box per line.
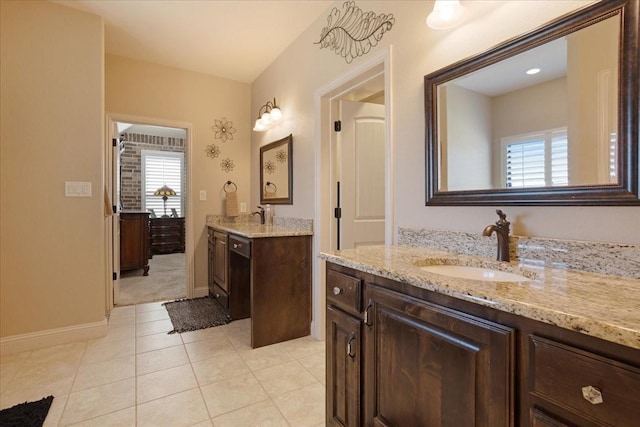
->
[333, 287, 342, 295]
[581, 385, 603, 405]
[233, 243, 240, 249]
[214, 293, 220, 298]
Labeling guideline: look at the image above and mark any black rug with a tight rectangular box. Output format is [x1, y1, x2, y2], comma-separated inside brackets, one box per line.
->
[0, 396, 54, 427]
[163, 296, 231, 334]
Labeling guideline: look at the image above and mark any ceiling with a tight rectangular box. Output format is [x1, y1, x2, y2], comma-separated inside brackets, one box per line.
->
[53, 0, 333, 83]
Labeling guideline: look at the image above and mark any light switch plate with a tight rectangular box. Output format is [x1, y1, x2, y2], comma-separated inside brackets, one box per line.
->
[240, 202, 247, 213]
[65, 181, 92, 197]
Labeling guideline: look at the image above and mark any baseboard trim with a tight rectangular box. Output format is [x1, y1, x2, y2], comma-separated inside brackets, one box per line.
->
[193, 286, 209, 298]
[0, 319, 108, 356]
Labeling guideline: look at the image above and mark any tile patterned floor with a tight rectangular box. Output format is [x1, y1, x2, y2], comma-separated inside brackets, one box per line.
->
[0, 302, 326, 426]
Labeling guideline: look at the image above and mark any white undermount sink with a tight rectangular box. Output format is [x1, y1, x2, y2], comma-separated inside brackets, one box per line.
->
[419, 265, 531, 282]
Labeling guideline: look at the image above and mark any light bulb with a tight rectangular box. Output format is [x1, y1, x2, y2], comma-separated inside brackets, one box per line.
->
[269, 107, 282, 121]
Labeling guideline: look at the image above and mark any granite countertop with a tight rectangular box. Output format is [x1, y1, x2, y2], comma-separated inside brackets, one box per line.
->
[320, 245, 640, 350]
[209, 222, 313, 238]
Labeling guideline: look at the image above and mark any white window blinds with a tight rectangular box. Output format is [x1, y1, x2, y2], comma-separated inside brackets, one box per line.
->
[504, 129, 568, 188]
[141, 150, 184, 217]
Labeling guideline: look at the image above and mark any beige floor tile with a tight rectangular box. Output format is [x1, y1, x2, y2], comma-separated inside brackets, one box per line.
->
[253, 360, 318, 397]
[110, 305, 136, 320]
[298, 352, 326, 385]
[136, 308, 170, 324]
[72, 355, 135, 392]
[179, 326, 226, 344]
[27, 342, 86, 366]
[219, 318, 250, 335]
[192, 352, 251, 386]
[60, 378, 135, 426]
[136, 331, 183, 354]
[210, 399, 289, 427]
[136, 319, 174, 337]
[200, 372, 269, 418]
[107, 313, 136, 329]
[272, 382, 326, 426]
[136, 345, 190, 376]
[66, 406, 135, 426]
[239, 344, 294, 372]
[136, 301, 167, 313]
[190, 420, 213, 427]
[82, 337, 135, 364]
[0, 352, 29, 394]
[2, 359, 78, 408]
[42, 394, 67, 427]
[136, 364, 197, 403]
[137, 388, 209, 427]
[225, 330, 252, 352]
[184, 336, 236, 363]
[101, 324, 136, 342]
[279, 336, 326, 360]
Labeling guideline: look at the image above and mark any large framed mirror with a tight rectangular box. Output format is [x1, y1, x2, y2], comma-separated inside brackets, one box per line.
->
[425, 0, 639, 205]
[260, 134, 293, 205]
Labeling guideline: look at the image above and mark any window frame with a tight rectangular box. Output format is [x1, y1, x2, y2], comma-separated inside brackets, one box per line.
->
[141, 149, 185, 217]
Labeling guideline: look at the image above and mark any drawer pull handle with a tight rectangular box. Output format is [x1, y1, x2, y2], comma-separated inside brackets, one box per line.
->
[346, 334, 356, 358]
[364, 300, 373, 326]
[333, 287, 342, 295]
[581, 386, 603, 405]
[233, 243, 240, 249]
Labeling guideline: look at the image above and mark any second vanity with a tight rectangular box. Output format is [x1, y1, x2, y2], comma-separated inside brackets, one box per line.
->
[208, 220, 312, 348]
[321, 244, 640, 427]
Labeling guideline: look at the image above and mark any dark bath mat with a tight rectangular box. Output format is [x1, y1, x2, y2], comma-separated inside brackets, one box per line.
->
[163, 296, 232, 334]
[0, 395, 54, 427]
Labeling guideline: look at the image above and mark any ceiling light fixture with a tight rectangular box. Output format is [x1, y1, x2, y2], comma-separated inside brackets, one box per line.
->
[253, 98, 282, 132]
[426, 0, 465, 30]
[526, 68, 541, 75]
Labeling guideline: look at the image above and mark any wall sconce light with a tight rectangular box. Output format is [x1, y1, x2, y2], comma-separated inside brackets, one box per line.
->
[253, 98, 282, 132]
[426, 0, 465, 30]
[154, 185, 176, 217]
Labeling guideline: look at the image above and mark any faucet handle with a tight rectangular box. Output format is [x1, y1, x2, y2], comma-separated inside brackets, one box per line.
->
[495, 209, 509, 226]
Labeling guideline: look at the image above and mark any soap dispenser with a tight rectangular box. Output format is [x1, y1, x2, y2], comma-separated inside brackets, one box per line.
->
[264, 204, 273, 226]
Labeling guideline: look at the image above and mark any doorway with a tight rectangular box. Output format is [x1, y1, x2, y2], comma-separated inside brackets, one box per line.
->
[105, 114, 194, 309]
[313, 48, 392, 340]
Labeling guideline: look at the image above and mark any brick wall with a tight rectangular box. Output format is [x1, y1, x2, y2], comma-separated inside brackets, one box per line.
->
[119, 132, 185, 211]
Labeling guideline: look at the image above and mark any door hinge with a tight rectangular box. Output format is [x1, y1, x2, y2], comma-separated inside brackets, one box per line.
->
[334, 120, 342, 132]
[334, 207, 342, 219]
[112, 205, 117, 214]
[112, 138, 117, 147]
[112, 272, 117, 280]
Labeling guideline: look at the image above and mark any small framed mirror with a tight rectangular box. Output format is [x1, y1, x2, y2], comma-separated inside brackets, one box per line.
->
[260, 134, 293, 205]
[425, 0, 639, 206]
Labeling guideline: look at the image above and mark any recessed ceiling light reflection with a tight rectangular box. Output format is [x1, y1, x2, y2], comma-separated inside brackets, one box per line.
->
[526, 68, 541, 75]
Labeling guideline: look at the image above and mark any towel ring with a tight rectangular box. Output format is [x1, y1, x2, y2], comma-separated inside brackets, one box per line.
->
[223, 180, 237, 193]
[265, 182, 277, 192]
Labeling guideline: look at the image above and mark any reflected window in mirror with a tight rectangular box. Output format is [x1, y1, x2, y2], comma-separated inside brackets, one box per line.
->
[425, 0, 639, 205]
[260, 134, 293, 205]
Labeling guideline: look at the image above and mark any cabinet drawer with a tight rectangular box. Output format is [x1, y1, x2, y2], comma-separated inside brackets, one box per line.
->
[229, 234, 251, 258]
[530, 335, 640, 427]
[326, 270, 361, 316]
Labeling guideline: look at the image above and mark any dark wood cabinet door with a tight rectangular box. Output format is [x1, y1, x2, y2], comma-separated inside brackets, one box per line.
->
[213, 232, 227, 292]
[327, 305, 361, 427]
[120, 212, 150, 275]
[363, 285, 515, 427]
[207, 230, 215, 294]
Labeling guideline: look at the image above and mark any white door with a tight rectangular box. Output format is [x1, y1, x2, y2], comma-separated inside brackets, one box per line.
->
[112, 135, 122, 305]
[339, 100, 386, 249]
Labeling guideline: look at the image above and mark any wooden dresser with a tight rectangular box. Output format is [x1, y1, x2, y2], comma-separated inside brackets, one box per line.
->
[120, 212, 150, 276]
[149, 217, 185, 256]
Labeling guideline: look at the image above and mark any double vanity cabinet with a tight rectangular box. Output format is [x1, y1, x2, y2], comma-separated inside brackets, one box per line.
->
[208, 222, 312, 348]
[323, 248, 640, 427]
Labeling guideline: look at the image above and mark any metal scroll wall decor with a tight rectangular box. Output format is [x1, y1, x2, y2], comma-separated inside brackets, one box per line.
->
[315, 1, 395, 64]
[206, 117, 237, 173]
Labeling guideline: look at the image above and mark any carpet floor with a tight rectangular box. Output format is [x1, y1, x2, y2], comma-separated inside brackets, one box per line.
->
[163, 296, 232, 334]
[0, 395, 54, 427]
[118, 253, 186, 306]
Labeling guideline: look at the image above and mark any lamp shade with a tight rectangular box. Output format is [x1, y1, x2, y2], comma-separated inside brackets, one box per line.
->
[154, 185, 176, 197]
[427, 0, 465, 30]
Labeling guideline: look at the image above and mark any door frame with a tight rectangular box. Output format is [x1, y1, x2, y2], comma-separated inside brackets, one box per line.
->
[313, 47, 393, 340]
[105, 112, 194, 310]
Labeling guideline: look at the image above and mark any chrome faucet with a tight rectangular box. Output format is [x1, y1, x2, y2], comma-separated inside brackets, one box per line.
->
[483, 209, 511, 262]
[252, 206, 265, 224]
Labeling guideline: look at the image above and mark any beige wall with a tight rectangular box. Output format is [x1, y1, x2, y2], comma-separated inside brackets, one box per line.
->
[252, 0, 638, 245]
[105, 55, 251, 293]
[1, 1, 105, 337]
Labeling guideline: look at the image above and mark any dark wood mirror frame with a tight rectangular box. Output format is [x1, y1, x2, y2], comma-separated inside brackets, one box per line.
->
[425, 0, 639, 206]
[260, 134, 293, 205]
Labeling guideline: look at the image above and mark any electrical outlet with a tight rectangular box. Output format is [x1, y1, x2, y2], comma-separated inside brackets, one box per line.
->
[199, 190, 206, 201]
[240, 202, 247, 213]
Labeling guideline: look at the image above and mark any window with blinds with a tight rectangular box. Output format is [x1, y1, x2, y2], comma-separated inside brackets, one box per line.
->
[141, 150, 184, 217]
[503, 129, 568, 188]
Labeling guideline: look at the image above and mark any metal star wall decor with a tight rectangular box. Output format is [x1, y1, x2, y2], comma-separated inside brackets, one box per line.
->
[220, 158, 235, 173]
[315, 1, 395, 64]
[212, 118, 236, 142]
[205, 144, 221, 159]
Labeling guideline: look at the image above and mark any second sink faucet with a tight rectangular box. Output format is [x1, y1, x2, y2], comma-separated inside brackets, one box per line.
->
[252, 206, 265, 224]
[483, 209, 511, 262]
